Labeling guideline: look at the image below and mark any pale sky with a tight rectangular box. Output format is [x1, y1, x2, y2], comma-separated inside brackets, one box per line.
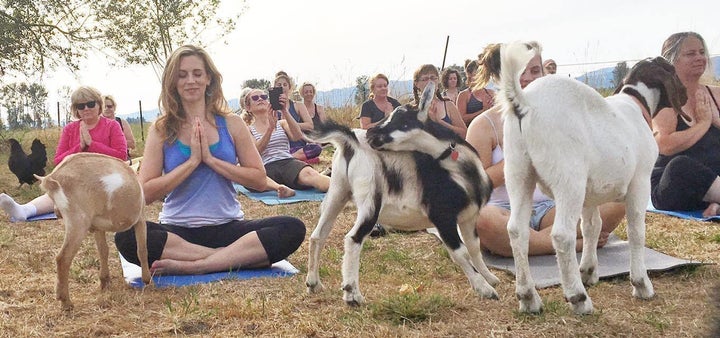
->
[19, 0, 720, 119]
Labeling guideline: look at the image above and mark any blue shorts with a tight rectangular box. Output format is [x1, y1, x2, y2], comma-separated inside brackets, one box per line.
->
[491, 200, 556, 231]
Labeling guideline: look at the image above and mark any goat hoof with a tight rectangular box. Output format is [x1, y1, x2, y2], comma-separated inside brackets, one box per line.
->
[306, 281, 324, 294]
[343, 292, 365, 306]
[477, 286, 499, 300]
[517, 289, 543, 313]
[485, 273, 501, 287]
[631, 278, 654, 299]
[580, 267, 598, 286]
[569, 297, 594, 315]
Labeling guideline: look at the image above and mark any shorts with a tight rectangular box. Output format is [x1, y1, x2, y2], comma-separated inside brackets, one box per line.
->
[491, 200, 556, 231]
[265, 158, 312, 190]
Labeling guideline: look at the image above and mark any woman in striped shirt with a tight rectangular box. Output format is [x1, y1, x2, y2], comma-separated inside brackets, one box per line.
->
[243, 88, 330, 194]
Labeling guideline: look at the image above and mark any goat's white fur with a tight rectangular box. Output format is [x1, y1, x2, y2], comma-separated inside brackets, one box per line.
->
[498, 42, 672, 314]
[36, 153, 151, 310]
[305, 83, 499, 305]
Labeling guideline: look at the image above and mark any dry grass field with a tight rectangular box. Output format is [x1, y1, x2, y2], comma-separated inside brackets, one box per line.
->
[0, 117, 718, 337]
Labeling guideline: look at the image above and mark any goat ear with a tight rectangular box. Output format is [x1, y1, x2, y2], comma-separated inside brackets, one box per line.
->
[661, 71, 691, 120]
[417, 82, 435, 122]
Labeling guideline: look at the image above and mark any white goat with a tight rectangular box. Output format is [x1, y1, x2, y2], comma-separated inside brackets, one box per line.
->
[493, 42, 688, 314]
[304, 83, 499, 305]
[36, 153, 151, 310]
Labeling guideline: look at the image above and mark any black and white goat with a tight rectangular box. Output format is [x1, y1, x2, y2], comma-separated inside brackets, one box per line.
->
[493, 42, 687, 314]
[304, 83, 499, 305]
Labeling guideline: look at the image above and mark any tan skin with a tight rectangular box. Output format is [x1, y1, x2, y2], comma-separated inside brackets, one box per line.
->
[301, 85, 327, 124]
[652, 36, 720, 217]
[360, 77, 395, 130]
[142, 55, 271, 275]
[247, 89, 331, 192]
[466, 53, 626, 257]
[415, 72, 467, 138]
[456, 70, 495, 125]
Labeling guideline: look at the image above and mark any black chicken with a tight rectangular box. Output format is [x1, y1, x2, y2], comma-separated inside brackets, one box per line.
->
[7, 138, 47, 187]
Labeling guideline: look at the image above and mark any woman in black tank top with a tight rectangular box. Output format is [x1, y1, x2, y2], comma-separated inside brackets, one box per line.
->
[102, 95, 135, 159]
[651, 31, 720, 216]
[300, 82, 326, 126]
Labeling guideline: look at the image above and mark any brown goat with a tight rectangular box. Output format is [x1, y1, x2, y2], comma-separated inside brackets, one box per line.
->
[36, 153, 151, 310]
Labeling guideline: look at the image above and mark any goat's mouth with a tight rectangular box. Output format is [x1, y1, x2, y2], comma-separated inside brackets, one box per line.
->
[366, 134, 390, 150]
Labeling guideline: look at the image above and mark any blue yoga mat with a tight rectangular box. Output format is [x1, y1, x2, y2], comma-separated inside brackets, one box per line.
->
[25, 212, 58, 222]
[234, 183, 325, 205]
[647, 202, 720, 222]
[120, 254, 299, 288]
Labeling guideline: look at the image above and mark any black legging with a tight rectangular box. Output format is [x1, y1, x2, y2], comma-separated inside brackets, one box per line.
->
[115, 216, 306, 267]
[651, 155, 718, 211]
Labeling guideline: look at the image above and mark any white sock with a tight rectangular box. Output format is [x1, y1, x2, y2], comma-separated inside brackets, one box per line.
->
[0, 193, 37, 222]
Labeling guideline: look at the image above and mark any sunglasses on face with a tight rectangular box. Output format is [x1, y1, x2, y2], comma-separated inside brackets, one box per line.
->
[105, 104, 114, 109]
[251, 94, 269, 102]
[74, 101, 97, 110]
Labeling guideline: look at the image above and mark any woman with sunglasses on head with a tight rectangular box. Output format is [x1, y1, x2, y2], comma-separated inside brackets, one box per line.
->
[114, 45, 306, 275]
[1, 86, 127, 222]
[243, 88, 330, 193]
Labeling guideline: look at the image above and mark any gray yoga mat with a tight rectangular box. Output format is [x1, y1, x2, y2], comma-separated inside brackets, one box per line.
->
[427, 230, 706, 288]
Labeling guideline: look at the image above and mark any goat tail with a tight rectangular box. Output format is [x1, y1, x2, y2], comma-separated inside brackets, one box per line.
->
[498, 42, 536, 122]
[303, 119, 361, 149]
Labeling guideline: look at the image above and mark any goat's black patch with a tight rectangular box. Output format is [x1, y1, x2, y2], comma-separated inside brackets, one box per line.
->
[413, 152, 469, 250]
[351, 191, 382, 243]
[381, 160, 404, 195]
[342, 143, 355, 178]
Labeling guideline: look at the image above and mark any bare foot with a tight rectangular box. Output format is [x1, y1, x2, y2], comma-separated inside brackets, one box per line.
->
[277, 185, 296, 198]
[151, 259, 197, 275]
[703, 203, 720, 218]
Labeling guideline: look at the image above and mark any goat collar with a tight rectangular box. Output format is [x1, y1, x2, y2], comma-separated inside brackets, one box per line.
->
[437, 142, 459, 161]
[621, 87, 652, 128]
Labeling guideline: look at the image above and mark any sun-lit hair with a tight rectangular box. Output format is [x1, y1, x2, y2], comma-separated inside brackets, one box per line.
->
[412, 64, 445, 104]
[70, 86, 104, 119]
[368, 73, 390, 99]
[473, 41, 543, 91]
[661, 31, 712, 78]
[156, 45, 231, 143]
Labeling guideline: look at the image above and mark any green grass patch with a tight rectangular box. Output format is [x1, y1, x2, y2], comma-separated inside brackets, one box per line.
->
[371, 292, 454, 325]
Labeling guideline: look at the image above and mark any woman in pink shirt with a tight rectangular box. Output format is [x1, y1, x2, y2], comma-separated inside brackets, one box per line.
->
[0, 86, 127, 222]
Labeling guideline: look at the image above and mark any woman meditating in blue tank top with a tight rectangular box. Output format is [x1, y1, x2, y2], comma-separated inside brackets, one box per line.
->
[114, 45, 306, 275]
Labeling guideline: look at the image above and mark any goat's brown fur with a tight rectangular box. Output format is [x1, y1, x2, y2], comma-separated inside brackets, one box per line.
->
[36, 153, 151, 310]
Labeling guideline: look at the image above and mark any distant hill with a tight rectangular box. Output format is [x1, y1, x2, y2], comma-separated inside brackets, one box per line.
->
[120, 57, 720, 120]
[575, 56, 720, 90]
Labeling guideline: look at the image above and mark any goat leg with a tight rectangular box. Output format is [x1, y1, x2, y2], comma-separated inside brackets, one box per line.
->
[94, 230, 111, 290]
[134, 219, 151, 285]
[56, 218, 88, 311]
[578, 207, 601, 286]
